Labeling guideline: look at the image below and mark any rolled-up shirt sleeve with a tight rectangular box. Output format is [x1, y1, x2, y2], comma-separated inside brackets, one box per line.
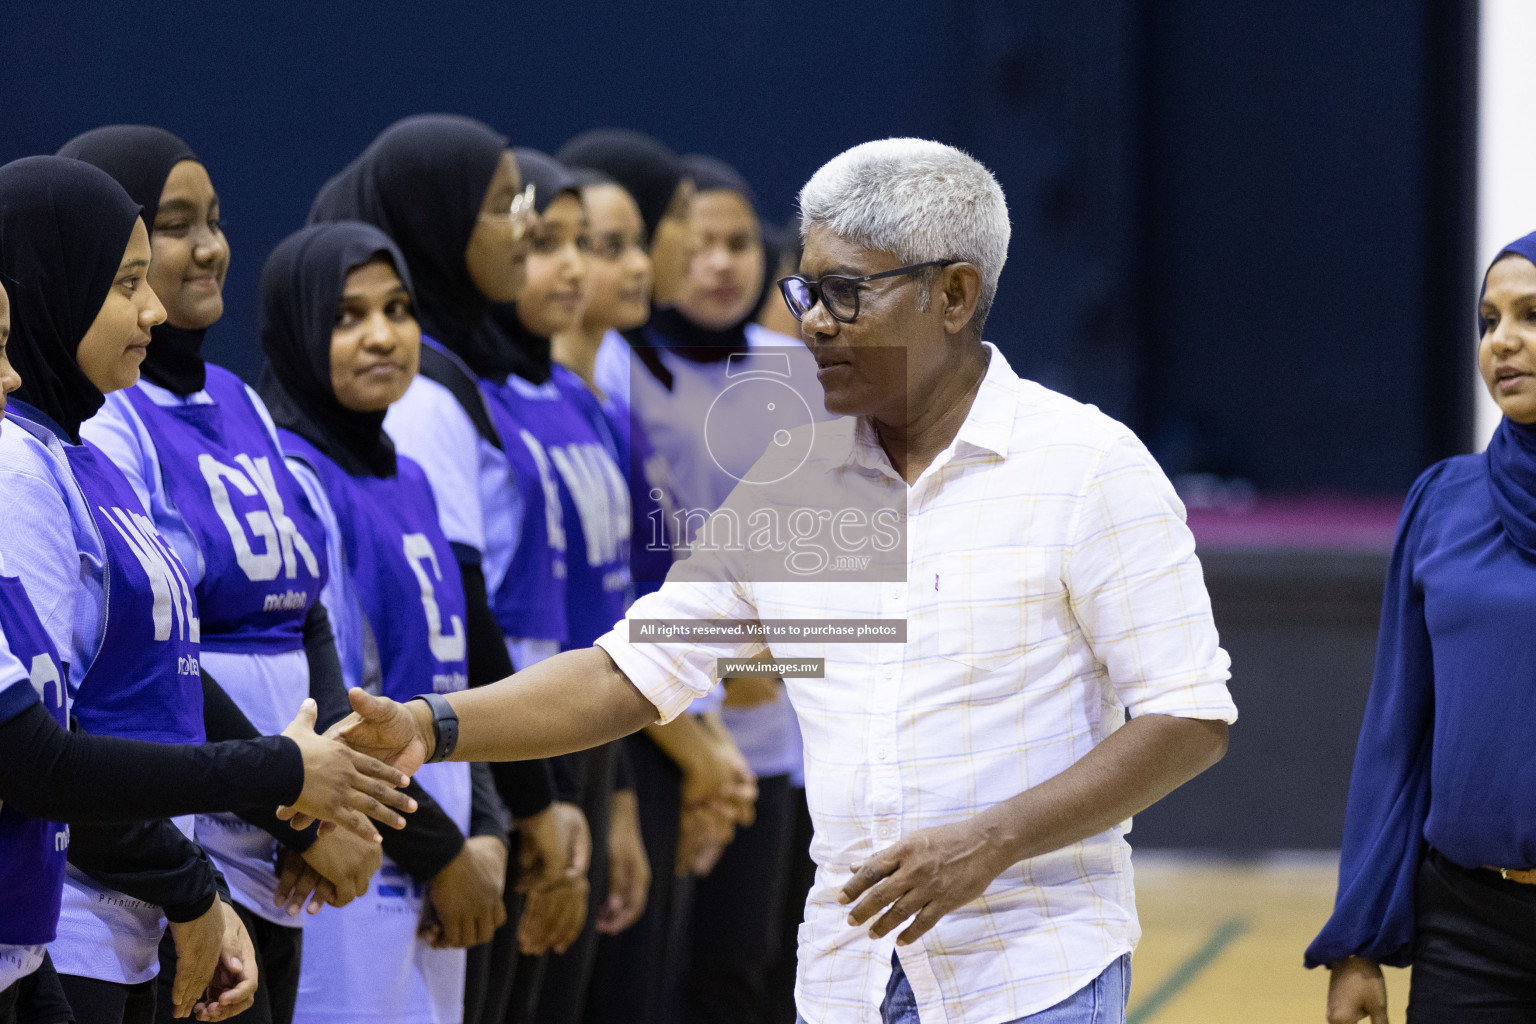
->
[594, 545, 759, 724]
[1063, 431, 1237, 722]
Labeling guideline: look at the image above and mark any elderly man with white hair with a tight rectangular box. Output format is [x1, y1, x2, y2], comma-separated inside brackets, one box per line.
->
[320, 138, 1238, 1024]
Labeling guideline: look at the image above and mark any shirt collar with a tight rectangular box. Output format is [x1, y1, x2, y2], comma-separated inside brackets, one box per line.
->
[952, 342, 1018, 459]
[6, 400, 74, 446]
[838, 341, 1018, 471]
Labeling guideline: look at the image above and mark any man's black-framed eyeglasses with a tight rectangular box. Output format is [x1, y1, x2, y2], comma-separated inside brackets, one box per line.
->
[777, 260, 956, 324]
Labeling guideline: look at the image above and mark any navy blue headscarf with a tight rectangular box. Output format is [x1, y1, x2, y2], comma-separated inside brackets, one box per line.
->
[1481, 230, 1536, 560]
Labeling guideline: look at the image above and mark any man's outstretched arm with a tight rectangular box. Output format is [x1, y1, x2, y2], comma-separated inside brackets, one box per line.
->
[328, 647, 660, 776]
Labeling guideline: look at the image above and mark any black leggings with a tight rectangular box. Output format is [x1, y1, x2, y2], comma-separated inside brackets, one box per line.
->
[585, 734, 691, 1024]
[462, 890, 525, 1024]
[150, 901, 302, 1024]
[766, 788, 816, 1024]
[55, 976, 153, 1024]
[7, 953, 74, 1024]
[685, 774, 795, 1024]
[1408, 847, 1536, 1022]
[506, 744, 616, 1024]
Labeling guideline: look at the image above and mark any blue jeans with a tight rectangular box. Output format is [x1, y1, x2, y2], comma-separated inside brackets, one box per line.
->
[797, 952, 1131, 1024]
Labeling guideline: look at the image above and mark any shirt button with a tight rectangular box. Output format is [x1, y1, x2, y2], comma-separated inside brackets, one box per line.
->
[877, 824, 894, 840]
[876, 748, 890, 762]
[887, 584, 903, 601]
[881, 665, 894, 679]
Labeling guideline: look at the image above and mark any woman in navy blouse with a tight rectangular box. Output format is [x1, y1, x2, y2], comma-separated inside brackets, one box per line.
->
[1311, 231, 1536, 1022]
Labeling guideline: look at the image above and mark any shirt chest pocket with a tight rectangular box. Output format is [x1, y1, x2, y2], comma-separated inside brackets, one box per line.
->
[919, 548, 1061, 672]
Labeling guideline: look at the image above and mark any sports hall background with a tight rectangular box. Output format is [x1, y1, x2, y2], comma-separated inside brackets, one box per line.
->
[1, 1, 1496, 1016]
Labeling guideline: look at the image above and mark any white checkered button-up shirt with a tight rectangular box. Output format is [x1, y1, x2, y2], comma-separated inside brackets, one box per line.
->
[596, 343, 1237, 1024]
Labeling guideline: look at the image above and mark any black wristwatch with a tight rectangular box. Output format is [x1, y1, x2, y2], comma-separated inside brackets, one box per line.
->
[414, 693, 459, 763]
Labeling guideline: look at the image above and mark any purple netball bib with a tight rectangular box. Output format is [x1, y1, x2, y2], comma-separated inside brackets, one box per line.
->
[66, 442, 204, 745]
[125, 367, 326, 654]
[484, 370, 631, 649]
[0, 575, 70, 946]
[580, 383, 676, 598]
[480, 378, 569, 644]
[282, 435, 468, 700]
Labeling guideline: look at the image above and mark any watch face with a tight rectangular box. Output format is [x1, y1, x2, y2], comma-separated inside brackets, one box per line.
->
[704, 373, 817, 486]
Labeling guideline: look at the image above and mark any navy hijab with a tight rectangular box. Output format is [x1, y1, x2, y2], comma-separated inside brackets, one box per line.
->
[310, 114, 512, 379]
[479, 148, 580, 385]
[1482, 231, 1536, 560]
[257, 222, 415, 479]
[57, 125, 209, 395]
[0, 156, 142, 442]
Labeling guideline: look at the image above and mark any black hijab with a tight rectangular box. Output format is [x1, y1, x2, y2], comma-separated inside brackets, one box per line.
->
[0, 156, 142, 442]
[256, 222, 413, 478]
[479, 148, 581, 385]
[645, 153, 769, 366]
[56, 125, 208, 395]
[557, 129, 684, 241]
[681, 157, 786, 307]
[309, 114, 510, 378]
[682, 153, 755, 208]
[558, 131, 693, 387]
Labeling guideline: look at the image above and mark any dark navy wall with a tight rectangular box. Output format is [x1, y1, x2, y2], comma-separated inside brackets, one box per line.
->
[2, 1, 955, 382]
[2, 0, 1474, 496]
[1136, 1, 1477, 492]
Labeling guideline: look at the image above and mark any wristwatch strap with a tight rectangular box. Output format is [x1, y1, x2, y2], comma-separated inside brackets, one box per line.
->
[414, 692, 459, 763]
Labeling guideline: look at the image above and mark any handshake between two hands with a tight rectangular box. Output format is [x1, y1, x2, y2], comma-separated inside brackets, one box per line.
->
[251, 687, 425, 931]
[164, 690, 424, 1021]
[275, 686, 433, 838]
[267, 687, 595, 957]
[265, 687, 437, 923]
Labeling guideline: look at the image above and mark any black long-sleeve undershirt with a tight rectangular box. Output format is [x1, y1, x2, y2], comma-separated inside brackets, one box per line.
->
[615, 737, 636, 794]
[197, 669, 319, 853]
[306, 593, 469, 882]
[459, 559, 555, 819]
[0, 700, 301, 824]
[303, 601, 350, 729]
[63, 671, 308, 923]
[379, 783, 465, 883]
[0, 615, 344, 834]
[551, 753, 583, 805]
[67, 817, 224, 923]
[468, 762, 510, 844]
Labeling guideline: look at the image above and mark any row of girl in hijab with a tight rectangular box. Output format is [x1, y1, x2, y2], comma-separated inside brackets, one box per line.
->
[0, 114, 811, 1024]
